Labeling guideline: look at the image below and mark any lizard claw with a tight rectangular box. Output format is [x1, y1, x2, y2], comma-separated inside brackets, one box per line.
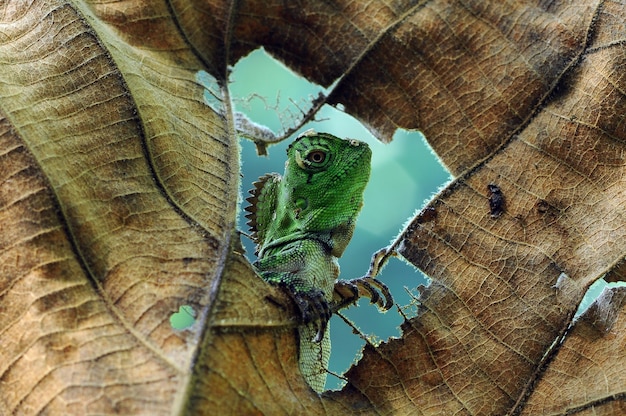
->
[332, 276, 394, 312]
[288, 287, 331, 343]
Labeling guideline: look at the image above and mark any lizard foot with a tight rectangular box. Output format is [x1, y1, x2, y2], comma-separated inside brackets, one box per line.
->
[286, 286, 331, 343]
[332, 277, 394, 312]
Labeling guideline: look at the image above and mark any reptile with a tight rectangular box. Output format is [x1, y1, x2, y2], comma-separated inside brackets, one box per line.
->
[245, 130, 393, 393]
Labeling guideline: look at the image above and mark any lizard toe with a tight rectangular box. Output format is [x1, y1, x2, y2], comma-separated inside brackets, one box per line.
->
[332, 276, 394, 312]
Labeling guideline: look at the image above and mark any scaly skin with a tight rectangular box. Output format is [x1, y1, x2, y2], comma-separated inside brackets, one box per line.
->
[245, 130, 393, 392]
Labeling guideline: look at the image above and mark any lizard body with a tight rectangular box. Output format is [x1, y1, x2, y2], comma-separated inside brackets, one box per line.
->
[245, 130, 392, 392]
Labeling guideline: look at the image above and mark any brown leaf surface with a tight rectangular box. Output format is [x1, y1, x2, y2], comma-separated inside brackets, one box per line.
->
[0, 1, 235, 414]
[522, 287, 626, 415]
[1, 0, 625, 415]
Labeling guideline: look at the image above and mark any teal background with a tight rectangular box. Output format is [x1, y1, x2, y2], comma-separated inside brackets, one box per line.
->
[170, 48, 624, 391]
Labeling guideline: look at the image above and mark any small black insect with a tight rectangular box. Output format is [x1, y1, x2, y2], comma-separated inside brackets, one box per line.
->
[487, 183, 505, 218]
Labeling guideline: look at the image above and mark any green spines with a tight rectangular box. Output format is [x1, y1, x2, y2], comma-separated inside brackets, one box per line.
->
[244, 173, 280, 252]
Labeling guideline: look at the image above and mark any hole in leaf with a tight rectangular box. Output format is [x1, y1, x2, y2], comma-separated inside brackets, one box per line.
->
[576, 279, 626, 318]
[170, 305, 196, 330]
[230, 48, 449, 391]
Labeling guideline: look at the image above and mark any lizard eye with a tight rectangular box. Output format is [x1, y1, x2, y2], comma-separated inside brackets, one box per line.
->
[295, 147, 331, 170]
[306, 150, 326, 164]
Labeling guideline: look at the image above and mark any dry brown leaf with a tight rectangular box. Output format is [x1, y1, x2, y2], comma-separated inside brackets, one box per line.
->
[1, 0, 624, 415]
[1, 1, 234, 413]
[522, 287, 626, 415]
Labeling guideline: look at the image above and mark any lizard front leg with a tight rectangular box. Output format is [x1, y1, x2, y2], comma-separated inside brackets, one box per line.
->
[253, 238, 337, 392]
[254, 238, 337, 340]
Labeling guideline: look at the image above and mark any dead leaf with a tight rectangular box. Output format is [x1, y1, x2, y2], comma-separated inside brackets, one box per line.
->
[1, 0, 624, 415]
[522, 287, 626, 415]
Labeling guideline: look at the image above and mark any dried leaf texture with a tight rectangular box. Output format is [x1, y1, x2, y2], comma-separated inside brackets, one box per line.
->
[336, 0, 626, 414]
[328, 0, 602, 174]
[0, 114, 178, 414]
[1, 0, 625, 415]
[0, 1, 237, 414]
[192, 0, 623, 414]
[215, 0, 601, 174]
[186, 253, 323, 414]
[523, 287, 626, 415]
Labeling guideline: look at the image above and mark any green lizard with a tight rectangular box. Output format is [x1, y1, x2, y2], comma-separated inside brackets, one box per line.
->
[245, 130, 393, 393]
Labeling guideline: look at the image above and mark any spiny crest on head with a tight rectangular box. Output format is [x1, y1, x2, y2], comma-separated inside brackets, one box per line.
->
[287, 128, 318, 153]
[244, 173, 280, 246]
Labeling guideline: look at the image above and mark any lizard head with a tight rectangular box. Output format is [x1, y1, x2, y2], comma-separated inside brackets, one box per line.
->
[284, 130, 372, 240]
